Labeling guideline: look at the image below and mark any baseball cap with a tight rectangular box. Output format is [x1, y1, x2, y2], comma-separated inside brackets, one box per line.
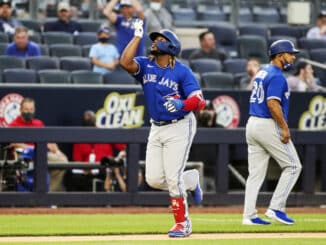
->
[120, 0, 132, 7]
[0, 0, 11, 7]
[97, 26, 111, 35]
[318, 11, 326, 18]
[57, 1, 70, 11]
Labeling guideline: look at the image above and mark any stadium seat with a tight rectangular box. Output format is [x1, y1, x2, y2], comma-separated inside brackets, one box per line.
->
[74, 32, 97, 46]
[208, 24, 237, 57]
[171, 8, 196, 21]
[253, 7, 280, 23]
[180, 48, 197, 60]
[0, 56, 25, 70]
[39, 44, 49, 56]
[298, 38, 326, 50]
[78, 20, 103, 32]
[3, 68, 37, 83]
[179, 58, 190, 66]
[20, 19, 42, 33]
[239, 24, 269, 40]
[0, 32, 9, 43]
[26, 56, 59, 70]
[42, 32, 73, 45]
[71, 70, 103, 84]
[38, 69, 71, 83]
[196, 5, 226, 21]
[28, 33, 42, 43]
[309, 48, 326, 63]
[50, 44, 82, 57]
[60, 57, 92, 71]
[269, 25, 303, 39]
[201, 72, 234, 89]
[103, 70, 136, 85]
[82, 45, 91, 57]
[223, 58, 247, 74]
[238, 8, 254, 23]
[308, 48, 326, 83]
[237, 35, 269, 63]
[0, 43, 7, 55]
[190, 58, 222, 74]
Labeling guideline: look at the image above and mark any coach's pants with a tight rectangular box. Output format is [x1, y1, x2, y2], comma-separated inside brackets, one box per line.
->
[243, 116, 302, 219]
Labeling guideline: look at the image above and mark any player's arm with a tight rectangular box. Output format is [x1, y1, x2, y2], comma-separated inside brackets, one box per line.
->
[267, 99, 290, 144]
[120, 19, 143, 74]
[103, 0, 118, 24]
[164, 91, 205, 113]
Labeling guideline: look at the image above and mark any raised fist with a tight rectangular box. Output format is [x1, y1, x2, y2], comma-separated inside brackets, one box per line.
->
[133, 18, 143, 38]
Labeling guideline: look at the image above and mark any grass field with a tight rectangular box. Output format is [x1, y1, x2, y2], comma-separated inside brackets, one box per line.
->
[0, 213, 325, 244]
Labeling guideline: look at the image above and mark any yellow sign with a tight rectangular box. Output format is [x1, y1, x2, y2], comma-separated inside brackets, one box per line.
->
[96, 92, 144, 128]
[298, 95, 326, 130]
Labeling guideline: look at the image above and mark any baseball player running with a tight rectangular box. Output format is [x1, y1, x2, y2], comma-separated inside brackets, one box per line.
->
[120, 19, 204, 237]
[243, 40, 302, 225]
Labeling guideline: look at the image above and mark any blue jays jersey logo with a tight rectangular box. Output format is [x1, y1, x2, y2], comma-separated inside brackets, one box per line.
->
[143, 74, 157, 84]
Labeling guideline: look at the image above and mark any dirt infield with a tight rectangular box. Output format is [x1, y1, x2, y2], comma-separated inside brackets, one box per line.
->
[0, 206, 325, 215]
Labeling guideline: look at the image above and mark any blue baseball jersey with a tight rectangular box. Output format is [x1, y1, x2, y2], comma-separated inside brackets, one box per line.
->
[115, 15, 145, 56]
[249, 64, 290, 122]
[133, 57, 201, 121]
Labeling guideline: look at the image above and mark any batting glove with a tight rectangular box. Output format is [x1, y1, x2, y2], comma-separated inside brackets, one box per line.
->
[164, 99, 184, 113]
[133, 19, 144, 38]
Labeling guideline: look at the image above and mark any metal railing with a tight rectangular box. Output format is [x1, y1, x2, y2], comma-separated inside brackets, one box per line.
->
[0, 127, 325, 207]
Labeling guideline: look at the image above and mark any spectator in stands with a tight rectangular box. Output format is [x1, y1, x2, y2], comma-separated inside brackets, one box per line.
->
[103, 0, 145, 56]
[287, 61, 323, 92]
[89, 26, 120, 74]
[144, 0, 174, 33]
[239, 57, 261, 90]
[44, 1, 82, 34]
[189, 31, 227, 62]
[64, 110, 127, 192]
[0, 0, 21, 34]
[8, 97, 68, 192]
[6, 26, 41, 57]
[307, 11, 326, 39]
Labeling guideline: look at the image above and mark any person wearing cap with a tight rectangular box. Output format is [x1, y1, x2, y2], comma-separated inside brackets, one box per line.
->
[144, 0, 174, 33]
[89, 26, 120, 74]
[307, 11, 326, 39]
[103, 0, 145, 56]
[0, 0, 21, 34]
[6, 26, 41, 57]
[242, 39, 302, 226]
[44, 1, 82, 34]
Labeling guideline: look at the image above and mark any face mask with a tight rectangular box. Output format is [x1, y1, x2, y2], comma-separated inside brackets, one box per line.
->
[22, 112, 34, 121]
[150, 2, 161, 11]
[282, 56, 293, 71]
[98, 37, 109, 43]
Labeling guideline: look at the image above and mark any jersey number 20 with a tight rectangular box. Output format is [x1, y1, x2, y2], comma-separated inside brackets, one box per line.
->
[250, 81, 264, 104]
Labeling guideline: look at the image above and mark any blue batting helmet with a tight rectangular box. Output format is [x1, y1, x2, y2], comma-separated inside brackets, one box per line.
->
[269, 40, 299, 57]
[149, 29, 181, 56]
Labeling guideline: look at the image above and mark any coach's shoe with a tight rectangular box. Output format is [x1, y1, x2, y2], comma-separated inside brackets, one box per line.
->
[242, 217, 271, 225]
[265, 209, 294, 225]
[191, 183, 203, 205]
[168, 218, 192, 238]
